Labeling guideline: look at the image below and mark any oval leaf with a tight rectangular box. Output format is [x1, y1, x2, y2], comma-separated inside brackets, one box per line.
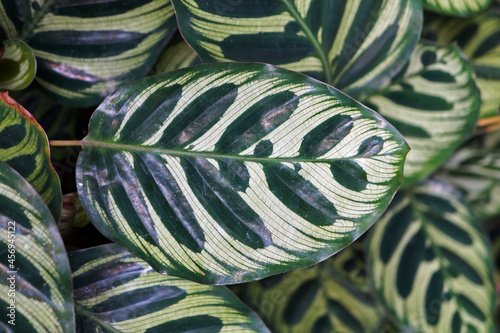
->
[69, 243, 269, 332]
[364, 41, 480, 186]
[0, 161, 74, 332]
[368, 179, 496, 332]
[76, 62, 409, 284]
[171, 0, 422, 99]
[424, 10, 500, 118]
[0, 92, 62, 220]
[423, 0, 491, 16]
[0, 0, 177, 106]
[0, 39, 36, 90]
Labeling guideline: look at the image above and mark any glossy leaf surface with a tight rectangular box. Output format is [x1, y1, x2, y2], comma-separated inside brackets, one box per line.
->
[364, 41, 480, 186]
[0, 0, 177, 106]
[0, 161, 73, 332]
[241, 259, 383, 332]
[0, 92, 61, 220]
[77, 62, 409, 284]
[423, 0, 491, 16]
[0, 39, 36, 90]
[171, 0, 422, 99]
[424, 10, 500, 118]
[69, 243, 270, 332]
[368, 179, 496, 332]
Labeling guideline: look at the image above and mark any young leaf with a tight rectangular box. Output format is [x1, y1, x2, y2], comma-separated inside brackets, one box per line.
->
[241, 262, 383, 332]
[364, 41, 480, 186]
[424, 10, 500, 118]
[76, 62, 409, 284]
[0, 161, 74, 332]
[0, 0, 177, 106]
[422, 0, 491, 17]
[368, 179, 496, 332]
[69, 243, 270, 332]
[171, 0, 423, 99]
[0, 39, 36, 90]
[0, 92, 62, 220]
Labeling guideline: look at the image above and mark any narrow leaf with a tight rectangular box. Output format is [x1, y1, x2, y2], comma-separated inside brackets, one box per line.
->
[76, 62, 409, 284]
[0, 92, 62, 220]
[171, 0, 423, 99]
[368, 179, 496, 332]
[0, 161, 74, 332]
[0, 39, 36, 90]
[69, 243, 269, 332]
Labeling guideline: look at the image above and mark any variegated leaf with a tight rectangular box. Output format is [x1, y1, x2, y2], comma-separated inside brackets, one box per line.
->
[240, 260, 383, 332]
[70, 243, 270, 332]
[368, 179, 496, 332]
[154, 33, 202, 74]
[0, 39, 36, 90]
[364, 41, 480, 186]
[0, 92, 61, 220]
[424, 10, 500, 118]
[76, 62, 409, 284]
[423, 0, 491, 17]
[0, 0, 177, 106]
[0, 161, 74, 332]
[171, 0, 423, 99]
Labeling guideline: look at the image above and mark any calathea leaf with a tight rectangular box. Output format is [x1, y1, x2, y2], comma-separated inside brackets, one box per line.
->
[363, 41, 480, 186]
[240, 258, 383, 332]
[0, 39, 36, 90]
[422, 0, 491, 17]
[0, 0, 177, 106]
[424, 10, 500, 118]
[69, 243, 270, 332]
[0, 92, 62, 221]
[76, 62, 409, 285]
[170, 0, 423, 100]
[0, 161, 74, 333]
[368, 179, 496, 332]
[154, 32, 202, 74]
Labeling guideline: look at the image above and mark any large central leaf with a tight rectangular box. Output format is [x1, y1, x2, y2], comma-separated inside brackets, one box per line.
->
[76, 62, 408, 285]
[171, 0, 422, 99]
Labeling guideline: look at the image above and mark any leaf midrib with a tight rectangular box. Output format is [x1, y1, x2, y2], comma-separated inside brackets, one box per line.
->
[20, 0, 58, 40]
[282, 0, 332, 85]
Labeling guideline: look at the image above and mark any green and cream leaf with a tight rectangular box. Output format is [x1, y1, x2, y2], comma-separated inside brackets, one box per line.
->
[0, 39, 36, 90]
[76, 62, 409, 284]
[423, 0, 491, 17]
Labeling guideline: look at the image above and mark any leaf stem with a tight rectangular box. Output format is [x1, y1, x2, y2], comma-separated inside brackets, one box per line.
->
[50, 140, 82, 147]
[475, 115, 500, 135]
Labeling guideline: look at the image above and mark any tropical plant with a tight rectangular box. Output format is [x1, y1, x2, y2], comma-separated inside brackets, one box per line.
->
[0, 0, 499, 332]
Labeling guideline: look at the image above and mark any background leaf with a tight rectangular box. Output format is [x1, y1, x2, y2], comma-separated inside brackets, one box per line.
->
[368, 179, 496, 332]
[364, 41, 480, 186]
[0, 39, 36, 90]
[154, 33, 202, 74]
[77, 62, 408, 284]
[0, 161, 73, 332]
[171, 0, 423, 99]
[422, 0, 491, 17]
[0, 0, 177, 106]
[0, 92, 61, 220]
[69, 243, 270, 332]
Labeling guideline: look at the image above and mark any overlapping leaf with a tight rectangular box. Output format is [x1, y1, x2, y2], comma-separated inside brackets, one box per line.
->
[424, 10, 500, 118]
[69, 243, 269, 332]
[0, 39, 36, 90]
[423, 0, 491, 16]
[364, 41, 480, 185]
[0, 161, 73, 332]
[0, 0, 177, 106]
[171, 0, 422, 99]
[0, 92, 61, 220]
[241, 260, 383, 332]
[154, 33, 201, 74]
[76, 62, 409, 284]
[368, 179, 495, 332]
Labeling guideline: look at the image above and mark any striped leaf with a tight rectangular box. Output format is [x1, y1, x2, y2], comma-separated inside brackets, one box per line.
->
[154, 33, 202, 74]
[368, 179, 496, 332]
[0, 161, 74, 332]
[0, 0, 177, 106]
[0, 92, 61, 221]
[364, 41, 480, 186]
[241, 261, 383, 332]
[440, 131, 500, 221]
[76, 62, 409, 284]
[69, 243, 270, 332]
[423, 0, 491, 16]
[424, 10, 500, 118]
[171, 0, 423, 99]
[0, 39, 36, 90]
